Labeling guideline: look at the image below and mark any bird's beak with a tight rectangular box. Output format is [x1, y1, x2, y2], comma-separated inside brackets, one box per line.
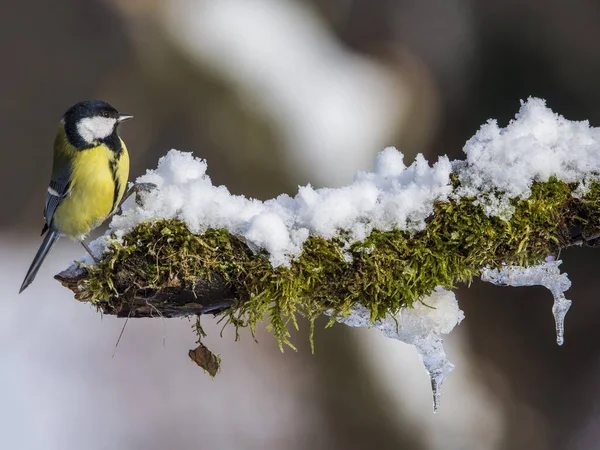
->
[118, 114, 134, 122]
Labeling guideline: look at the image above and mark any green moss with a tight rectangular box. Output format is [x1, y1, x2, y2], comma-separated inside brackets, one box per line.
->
[74, 177, 597, 350]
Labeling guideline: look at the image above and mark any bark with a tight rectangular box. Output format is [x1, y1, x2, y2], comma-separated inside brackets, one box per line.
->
[55, 265, 235, 318]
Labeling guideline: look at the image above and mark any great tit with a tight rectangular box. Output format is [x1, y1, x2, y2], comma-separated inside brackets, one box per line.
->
[20, 100, 133, 293]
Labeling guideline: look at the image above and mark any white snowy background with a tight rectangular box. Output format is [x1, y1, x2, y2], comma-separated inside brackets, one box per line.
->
[4, 0, 600, 449]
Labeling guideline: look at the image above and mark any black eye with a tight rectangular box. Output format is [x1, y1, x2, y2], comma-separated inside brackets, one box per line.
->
[102, 111, 110, 118]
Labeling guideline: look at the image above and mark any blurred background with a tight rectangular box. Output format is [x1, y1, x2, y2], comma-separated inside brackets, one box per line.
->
[2, 0, 600, 448]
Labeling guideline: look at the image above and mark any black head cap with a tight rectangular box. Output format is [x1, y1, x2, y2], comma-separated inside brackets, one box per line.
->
[63, 99, 120, 124]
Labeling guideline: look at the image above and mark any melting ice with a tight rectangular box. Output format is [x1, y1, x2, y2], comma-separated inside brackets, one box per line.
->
[481, 259, 572, 345]
[333, 288, 464, 412]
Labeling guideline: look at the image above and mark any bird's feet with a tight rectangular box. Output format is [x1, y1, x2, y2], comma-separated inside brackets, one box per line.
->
[80, 240, 100, 263]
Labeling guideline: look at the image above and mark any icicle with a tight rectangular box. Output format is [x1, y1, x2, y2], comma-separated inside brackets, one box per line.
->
[331, 288, 464, 412]
[481, 259, 572, 345]
[551, 294, 571, 346]
[413, 336, 455, 413]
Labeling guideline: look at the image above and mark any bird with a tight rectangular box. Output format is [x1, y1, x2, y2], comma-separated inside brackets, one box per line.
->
[19, 100, 133, 293]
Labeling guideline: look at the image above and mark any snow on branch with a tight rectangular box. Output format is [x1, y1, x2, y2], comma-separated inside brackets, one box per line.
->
[56, 98, 600, 411]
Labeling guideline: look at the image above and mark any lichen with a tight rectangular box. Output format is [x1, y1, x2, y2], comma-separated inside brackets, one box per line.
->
[65, 176, 599, 352]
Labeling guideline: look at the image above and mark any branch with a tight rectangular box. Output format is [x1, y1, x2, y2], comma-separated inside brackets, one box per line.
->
[55, 176, 599, 322]
[53, 98, 600, 408]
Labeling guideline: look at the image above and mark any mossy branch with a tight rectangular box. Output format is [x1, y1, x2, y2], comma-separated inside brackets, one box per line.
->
[56, 177, 600, 352]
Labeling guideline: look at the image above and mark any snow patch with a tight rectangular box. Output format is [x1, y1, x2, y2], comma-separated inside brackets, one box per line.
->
[457, 97, 600, 218]
[106, 147, 452, 268]
[95, 98, 600, 268]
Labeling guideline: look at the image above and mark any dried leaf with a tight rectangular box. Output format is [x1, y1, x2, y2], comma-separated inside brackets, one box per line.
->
[188, 343, 221, 377]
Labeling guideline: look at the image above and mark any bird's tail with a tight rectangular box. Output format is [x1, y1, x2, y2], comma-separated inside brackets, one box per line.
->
[19, 229, 60, 293]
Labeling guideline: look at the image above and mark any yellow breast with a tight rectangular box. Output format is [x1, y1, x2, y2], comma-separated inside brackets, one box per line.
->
[53, 142, 130, 240]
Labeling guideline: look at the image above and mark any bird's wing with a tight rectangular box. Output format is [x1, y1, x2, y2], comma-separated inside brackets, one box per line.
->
[42, 162, 72, 234]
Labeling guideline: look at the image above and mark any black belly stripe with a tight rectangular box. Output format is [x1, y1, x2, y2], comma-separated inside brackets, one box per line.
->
[101, 132, 124, 213]
[109, 156, 121, 213]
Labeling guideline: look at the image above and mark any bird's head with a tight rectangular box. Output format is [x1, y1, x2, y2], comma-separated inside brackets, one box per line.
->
[62, 100, 133, 148]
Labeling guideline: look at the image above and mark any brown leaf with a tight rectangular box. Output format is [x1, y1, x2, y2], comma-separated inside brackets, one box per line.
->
[188, 343, 221, 377]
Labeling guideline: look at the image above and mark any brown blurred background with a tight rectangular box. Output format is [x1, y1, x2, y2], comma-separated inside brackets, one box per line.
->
[2, 1, 600, 449]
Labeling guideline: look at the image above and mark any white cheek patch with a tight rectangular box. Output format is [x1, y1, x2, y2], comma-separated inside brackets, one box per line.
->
[76, 116, 116, 143]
